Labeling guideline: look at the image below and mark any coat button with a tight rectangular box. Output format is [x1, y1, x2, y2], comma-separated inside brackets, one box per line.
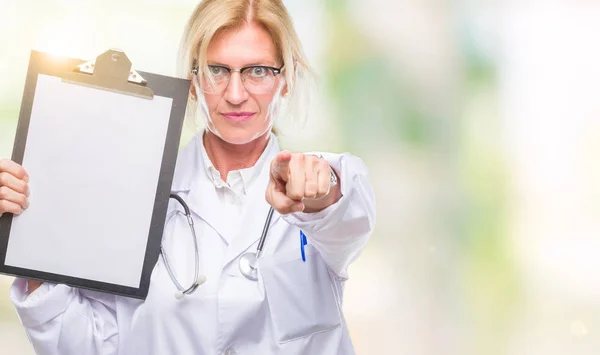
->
[224, 347, 237, 355]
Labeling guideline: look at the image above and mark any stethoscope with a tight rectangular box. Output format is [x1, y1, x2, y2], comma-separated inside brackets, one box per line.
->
[161, 193, 274, 299]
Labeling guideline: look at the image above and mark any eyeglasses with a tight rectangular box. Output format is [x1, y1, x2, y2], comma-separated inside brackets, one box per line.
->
[191, 64, 284, 95]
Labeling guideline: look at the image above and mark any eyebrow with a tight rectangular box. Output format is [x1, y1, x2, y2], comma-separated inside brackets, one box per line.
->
[207, 61, 279, 68]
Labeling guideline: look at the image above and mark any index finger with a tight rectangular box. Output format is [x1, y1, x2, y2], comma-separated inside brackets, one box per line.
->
[0, 159, 28, 182]
[271, 151, 292, 180]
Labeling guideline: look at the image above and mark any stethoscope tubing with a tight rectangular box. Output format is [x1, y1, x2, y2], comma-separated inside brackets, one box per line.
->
[255, 207, 275, 259]
[162, 193, 274, 298]
[161, 193, 201, 297]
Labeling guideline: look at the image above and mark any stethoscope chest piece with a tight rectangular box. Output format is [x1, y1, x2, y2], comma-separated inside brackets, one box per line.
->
[238, 206, 275, 281]
[238, 252, 259, 281]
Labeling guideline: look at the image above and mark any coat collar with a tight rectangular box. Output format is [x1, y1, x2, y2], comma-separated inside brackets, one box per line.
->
[170, 131, 282, 262]
[170, 132, 279, 193]
[199, 135, 269, 196]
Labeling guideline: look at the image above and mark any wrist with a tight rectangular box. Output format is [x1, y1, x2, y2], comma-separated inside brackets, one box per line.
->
[26, 279, 43, 295]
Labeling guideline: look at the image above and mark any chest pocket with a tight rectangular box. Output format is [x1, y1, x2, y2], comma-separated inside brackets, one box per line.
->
[258, 244, 342, 343]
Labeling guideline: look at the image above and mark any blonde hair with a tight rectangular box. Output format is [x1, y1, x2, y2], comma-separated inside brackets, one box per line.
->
[179, 0, 315, 133]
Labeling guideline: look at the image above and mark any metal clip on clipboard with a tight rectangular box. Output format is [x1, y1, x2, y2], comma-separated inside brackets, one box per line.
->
[62, 49, 154, 99]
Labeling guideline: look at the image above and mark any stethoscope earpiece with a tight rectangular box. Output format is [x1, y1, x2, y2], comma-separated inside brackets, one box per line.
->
[173, 274, 208, 300]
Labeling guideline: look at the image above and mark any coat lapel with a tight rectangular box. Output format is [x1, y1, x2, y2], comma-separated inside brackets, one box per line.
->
[221, 139, 282, 267]
[171, 134, 233, 244]
[186, 177, 234, 245]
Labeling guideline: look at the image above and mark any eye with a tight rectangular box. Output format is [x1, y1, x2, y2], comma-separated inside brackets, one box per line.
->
[208, 66, 225, 76]
[248, 67, 268, 77]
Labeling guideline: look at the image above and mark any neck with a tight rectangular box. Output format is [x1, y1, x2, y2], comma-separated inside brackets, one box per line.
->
[203, 131, 270, 181]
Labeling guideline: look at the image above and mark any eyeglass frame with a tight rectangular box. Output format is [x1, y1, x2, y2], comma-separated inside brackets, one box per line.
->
[191, 62, 284, 95]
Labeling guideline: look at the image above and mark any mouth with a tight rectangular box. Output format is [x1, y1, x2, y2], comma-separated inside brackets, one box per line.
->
[222, 112, 256, 123]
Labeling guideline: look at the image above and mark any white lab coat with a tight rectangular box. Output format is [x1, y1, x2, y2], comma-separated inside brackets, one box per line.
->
[10, 132, 376, 355]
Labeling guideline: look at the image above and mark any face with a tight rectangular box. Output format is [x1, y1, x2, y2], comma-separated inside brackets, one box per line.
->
[194, 22, 284, 145]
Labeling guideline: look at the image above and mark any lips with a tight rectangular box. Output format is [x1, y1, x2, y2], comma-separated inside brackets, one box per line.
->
[222, 112, 255, 123]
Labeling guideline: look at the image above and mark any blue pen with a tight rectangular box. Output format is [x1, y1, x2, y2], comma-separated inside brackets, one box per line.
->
[300, 230, 308, 262]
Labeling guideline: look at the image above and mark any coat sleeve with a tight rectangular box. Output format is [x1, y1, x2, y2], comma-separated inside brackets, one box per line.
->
[10, 278, 119, 355]
[281, 152, 376, 279]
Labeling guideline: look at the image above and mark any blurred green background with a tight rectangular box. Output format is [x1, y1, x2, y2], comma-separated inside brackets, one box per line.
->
[1, 0, 600, 354]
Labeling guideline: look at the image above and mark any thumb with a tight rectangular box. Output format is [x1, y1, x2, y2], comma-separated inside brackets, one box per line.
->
[271, 151, 292, 181]
[266, 186, 305, 215]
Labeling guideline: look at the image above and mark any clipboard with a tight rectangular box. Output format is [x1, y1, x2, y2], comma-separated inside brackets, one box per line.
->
[0, 49, 190, 299]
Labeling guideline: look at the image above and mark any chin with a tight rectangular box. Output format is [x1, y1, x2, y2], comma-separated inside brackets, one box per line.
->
[212, 120, 271, 145]
[214, 126, 269, 145]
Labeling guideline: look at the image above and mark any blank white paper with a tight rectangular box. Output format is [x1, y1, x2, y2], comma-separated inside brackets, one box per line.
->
[5, 74, 173, 288]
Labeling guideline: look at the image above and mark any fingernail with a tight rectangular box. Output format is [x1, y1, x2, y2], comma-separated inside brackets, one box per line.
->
[25, 198, 30, 209]
[294, 202, 304, 212]
[24, 174, 29, 183]
[26, 185, 30, 197]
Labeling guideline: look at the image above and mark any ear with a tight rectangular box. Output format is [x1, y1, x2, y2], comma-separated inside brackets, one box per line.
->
[280, 80, 289, 97]
[189, 81, 197, 99]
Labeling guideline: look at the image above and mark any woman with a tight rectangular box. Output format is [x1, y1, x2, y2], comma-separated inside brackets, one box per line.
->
[1, 0, 375, 354]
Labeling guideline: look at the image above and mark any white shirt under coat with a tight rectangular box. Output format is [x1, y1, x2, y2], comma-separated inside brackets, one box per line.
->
[10, 132, 376, 355]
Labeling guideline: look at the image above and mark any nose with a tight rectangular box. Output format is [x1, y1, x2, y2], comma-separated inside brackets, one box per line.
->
[223, 72, 249, 105]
